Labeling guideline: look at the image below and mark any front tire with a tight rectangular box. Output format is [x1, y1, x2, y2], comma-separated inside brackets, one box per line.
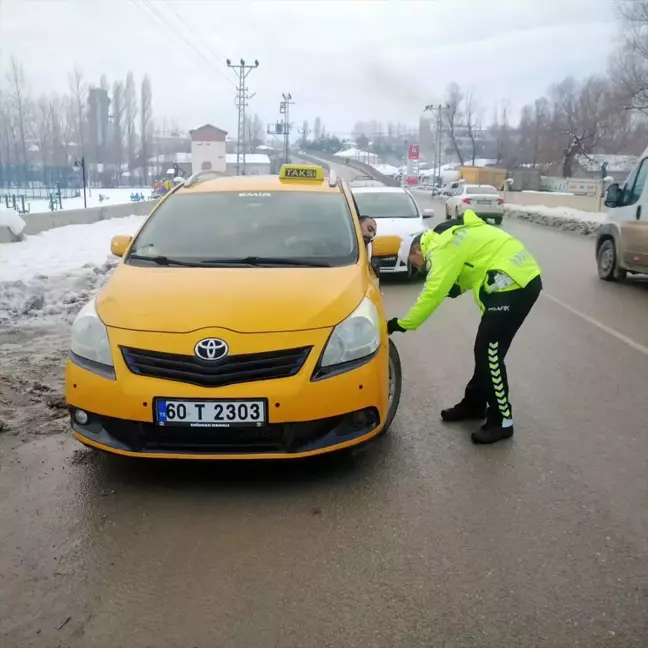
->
[597, 239, 626, 281]
[381, 339, 402, 435]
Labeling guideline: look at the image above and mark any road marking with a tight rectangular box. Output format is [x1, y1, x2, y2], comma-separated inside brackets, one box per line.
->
[542, 292, 648, 357]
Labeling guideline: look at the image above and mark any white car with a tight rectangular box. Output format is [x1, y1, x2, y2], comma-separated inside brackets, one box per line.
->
[444, 184, 504, 224]
[352, 186, 434, 279]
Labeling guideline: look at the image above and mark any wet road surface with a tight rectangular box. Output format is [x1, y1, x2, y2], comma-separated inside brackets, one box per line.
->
[1, 196, 648, 647]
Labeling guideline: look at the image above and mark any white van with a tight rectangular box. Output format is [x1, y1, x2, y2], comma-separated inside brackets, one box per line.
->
[596, 151, 648, 281]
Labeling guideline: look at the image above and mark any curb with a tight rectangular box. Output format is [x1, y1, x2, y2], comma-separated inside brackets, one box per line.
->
[503, 206, 602, 237]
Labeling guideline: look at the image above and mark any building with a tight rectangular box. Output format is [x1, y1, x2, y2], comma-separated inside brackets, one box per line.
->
[225, 154, 271, 175]
[189, 124, 227, 174]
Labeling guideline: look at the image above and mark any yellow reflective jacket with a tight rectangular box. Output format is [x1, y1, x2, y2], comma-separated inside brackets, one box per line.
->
[397, 210, 541, 330]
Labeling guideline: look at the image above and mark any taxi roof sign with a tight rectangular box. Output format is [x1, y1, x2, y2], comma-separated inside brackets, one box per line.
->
[279, 164, 325, 181]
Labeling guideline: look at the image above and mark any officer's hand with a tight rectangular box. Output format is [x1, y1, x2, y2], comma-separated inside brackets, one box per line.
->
[387, 318, 406, 335]
[448, 283, 462, 299]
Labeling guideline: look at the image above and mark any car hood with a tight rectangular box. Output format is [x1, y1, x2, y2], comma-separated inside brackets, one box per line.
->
[97, 264, 366, 333]
[374, 218, 427, 239]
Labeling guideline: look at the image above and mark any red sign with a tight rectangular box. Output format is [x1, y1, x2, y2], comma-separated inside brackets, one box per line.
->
[408, 144, 420, 160]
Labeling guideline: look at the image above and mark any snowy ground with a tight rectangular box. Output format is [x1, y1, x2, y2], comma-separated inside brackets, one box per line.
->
[23, 186, 152, 214]
[504, 203, 607, 223]
[0, 215, 145, 324]
[503, 203, 606, 236]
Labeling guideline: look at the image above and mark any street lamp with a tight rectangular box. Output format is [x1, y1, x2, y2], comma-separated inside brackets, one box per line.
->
[74, 157, 87, 209]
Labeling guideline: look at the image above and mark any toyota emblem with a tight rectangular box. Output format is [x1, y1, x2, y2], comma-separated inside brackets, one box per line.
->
[194, 338, 229, 361]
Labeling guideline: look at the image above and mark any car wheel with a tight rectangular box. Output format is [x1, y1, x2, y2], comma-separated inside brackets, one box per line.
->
[455, 207, 460, 218]
[597, 238, 626, 281]
[380, 339, 402, 435]
[445, 205, 451, 220]
[493, 216, 503, 226]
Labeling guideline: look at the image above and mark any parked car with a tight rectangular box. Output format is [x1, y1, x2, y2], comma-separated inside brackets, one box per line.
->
[444, 184, 504, 224]
[352, 186, 434, 279]
[596, 152, 648, 281]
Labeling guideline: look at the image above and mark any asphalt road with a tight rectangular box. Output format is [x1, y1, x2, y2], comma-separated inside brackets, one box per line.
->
[1, 192, 648, 648]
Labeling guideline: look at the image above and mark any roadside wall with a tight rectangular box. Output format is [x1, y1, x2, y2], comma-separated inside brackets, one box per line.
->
[503, 191, 601, 212]
[0, 200, 154, 243]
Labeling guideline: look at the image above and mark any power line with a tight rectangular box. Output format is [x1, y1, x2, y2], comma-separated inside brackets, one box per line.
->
[131, 0, 236, 89]
[162, 0, 233, 84]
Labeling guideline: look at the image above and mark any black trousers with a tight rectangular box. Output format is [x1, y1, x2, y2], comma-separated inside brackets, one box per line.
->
[462, 275, 542, 426]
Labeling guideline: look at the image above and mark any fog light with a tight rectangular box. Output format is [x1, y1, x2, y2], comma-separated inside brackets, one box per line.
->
[74, 409, 89, 425]
[351, 411, 369, 428]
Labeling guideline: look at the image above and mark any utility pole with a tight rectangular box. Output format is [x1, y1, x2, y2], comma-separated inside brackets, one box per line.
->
[424, 104, 447, 191]
[226, 58, 259, 175]
[279, 93, 294, 165]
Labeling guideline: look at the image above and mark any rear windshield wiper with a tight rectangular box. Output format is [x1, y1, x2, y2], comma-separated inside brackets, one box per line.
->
[199, 256, 333, 268]
[128, 254, 202, 267]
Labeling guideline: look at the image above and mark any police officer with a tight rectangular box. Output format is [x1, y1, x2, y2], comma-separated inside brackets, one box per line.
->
[387, 210, 542, 444]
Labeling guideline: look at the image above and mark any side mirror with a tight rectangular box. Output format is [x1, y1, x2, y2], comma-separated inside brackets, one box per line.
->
[422, 208, 434, 219]
[111, 235, 133, 257]
[604, 183, 621, 208]
[372, 234, 402, 258]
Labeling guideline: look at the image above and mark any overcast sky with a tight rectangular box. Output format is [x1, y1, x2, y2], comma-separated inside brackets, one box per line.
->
[1, 0, 617, 137]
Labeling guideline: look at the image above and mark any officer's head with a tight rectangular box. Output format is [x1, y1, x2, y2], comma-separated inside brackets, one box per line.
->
[409, 233, 426, 270]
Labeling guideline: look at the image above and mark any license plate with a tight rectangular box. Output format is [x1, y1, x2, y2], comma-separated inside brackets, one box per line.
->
[155, 399, 267, 428]
[477, 200, 492, 205]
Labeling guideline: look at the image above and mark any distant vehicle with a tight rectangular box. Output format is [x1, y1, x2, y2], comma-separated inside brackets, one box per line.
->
[444, 184, 505, 225]
[440, 180, 464, 197]
[596, 154, 648, 281]
[352, 186, 434, 279]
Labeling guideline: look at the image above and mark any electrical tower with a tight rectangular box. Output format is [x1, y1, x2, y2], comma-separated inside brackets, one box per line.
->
[280, 93, 294, 165]
[226, 58, 259, 175]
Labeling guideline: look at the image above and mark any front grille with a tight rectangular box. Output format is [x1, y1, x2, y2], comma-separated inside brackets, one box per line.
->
[121, 345, 312, 388]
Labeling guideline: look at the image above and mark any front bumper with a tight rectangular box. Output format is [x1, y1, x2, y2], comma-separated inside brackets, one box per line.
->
[70, 406, 381, 459]
[66, 326, 390, 459]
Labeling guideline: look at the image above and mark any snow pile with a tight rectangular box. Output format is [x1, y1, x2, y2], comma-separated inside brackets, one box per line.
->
[503, 203, 606, 236]
[0, 214, 146, 324]
[0, 207, 26, 238]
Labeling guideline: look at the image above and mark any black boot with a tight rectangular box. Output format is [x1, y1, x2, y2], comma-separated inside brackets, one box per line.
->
[441, 402, 487, 422]
[471, 425, 514, 444]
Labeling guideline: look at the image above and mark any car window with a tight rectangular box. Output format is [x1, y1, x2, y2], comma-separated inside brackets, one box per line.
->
[128, 191, 358, 267]
[353, 191, 419, 218]
[622, 158, 648, 207]
[466, 186, 497, 195]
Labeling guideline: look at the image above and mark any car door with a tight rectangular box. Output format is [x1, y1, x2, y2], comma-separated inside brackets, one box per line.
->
[446, 186, 463, 215]
[615, 157, 648, 271]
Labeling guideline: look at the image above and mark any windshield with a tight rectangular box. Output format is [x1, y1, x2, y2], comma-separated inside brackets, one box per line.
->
[466, 186, 497, 195]
[127, 191, 358, 267]
[353, 191, 419, 219]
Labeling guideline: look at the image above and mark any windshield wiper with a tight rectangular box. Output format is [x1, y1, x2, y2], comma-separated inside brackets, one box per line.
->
[128, 254, 203, 267]
[199, 256, 333, 268]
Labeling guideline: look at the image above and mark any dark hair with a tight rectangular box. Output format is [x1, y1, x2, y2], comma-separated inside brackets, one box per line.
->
[411, 233, 423, 249]
[359, 216, 375, 224]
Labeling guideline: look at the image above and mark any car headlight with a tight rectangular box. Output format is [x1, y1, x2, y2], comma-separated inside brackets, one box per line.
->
[70, 298, 114, 368]
[320, 297, 380, 368]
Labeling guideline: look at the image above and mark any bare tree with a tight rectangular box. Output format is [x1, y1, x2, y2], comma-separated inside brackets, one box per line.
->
[551, 75, 628, 177]
[245, 113, 264, 152]
[612, 0, 648, 113]
[313, 116, 322, 141]
[7, 58, 30, 165]
[444, 82, 465, 165]
[124, 72, 138, 180]
[140, 75, 152, 184]
[68, 66, 86, 158]
[464, 89, 481, 165]
[111, 81, 124, 179]
[34, 95, 52, 167]
[49, 95, 67, 166]
[300, 119, 309, 147]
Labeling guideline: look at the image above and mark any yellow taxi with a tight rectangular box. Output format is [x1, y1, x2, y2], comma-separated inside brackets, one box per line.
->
[65, 164, 402, 459]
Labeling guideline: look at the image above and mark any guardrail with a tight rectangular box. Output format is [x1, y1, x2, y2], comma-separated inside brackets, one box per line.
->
[299, 150, 400, 187]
